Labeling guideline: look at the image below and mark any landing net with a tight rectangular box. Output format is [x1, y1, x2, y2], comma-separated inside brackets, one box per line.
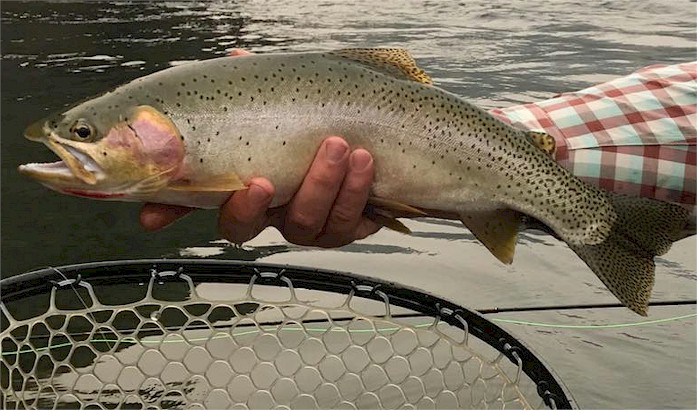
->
[1, 260, 575, 409]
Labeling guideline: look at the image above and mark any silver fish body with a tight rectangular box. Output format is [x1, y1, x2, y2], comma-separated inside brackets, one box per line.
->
[19, 49, 691, 315]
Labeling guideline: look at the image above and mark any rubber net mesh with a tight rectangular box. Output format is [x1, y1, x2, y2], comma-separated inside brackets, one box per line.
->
[1, 267, 557, 409]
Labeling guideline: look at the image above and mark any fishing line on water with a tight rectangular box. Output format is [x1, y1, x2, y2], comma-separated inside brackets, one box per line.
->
[490, 312, 697, 329]
[3, 311, 695, 356]
[477, 300, 697, 314]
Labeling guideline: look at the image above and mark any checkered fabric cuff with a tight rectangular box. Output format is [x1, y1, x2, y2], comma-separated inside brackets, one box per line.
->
[490, 62, 696, 206]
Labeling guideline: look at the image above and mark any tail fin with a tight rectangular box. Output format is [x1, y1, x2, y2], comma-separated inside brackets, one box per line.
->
[569, 194, 691, 316]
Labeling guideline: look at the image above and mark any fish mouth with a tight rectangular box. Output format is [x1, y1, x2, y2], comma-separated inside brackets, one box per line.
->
[18, 136, 104, 185]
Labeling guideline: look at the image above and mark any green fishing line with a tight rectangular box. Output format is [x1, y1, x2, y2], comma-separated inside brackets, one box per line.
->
[490, 312, 697, 329]
[2, 313, 695, 356]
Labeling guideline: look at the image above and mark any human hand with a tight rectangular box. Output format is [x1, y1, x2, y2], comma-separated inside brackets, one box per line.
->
[140, 136, 381, 247]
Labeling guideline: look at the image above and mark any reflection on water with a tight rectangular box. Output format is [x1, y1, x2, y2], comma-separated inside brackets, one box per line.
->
[1, 1, 695, 408]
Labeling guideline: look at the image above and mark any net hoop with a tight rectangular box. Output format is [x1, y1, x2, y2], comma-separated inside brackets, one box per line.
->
[1, 259, 576, 409]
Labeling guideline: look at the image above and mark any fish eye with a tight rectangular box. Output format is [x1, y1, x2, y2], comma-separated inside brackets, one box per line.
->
[72, 121, 94, 141]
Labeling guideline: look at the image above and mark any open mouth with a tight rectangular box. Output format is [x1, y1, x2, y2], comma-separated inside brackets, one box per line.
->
[18, 138, 104, 185]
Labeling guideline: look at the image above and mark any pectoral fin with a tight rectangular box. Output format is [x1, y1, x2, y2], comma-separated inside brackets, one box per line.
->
[460, 209, 523, 264]
[168, 173, 246, 192]
[368, 197, 427, 217]
[363, 197, 428, 234]
[525, 131, 556, 156]
[366, 212, 412, 234]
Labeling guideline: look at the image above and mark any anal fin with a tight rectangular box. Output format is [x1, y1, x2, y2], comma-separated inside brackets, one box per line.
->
[460, 209, 523, 264]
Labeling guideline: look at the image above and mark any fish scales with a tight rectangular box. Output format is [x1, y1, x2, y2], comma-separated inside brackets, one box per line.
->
[85, 53, 614, 245]
[18, 49, 692, 315]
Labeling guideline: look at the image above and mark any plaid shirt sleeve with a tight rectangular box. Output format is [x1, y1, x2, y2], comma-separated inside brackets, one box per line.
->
[489, 62, 696, 207]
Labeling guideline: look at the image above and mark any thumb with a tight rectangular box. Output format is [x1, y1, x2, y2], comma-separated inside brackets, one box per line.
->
[140, 203, 194, 231]
[218, 178, 275, 244]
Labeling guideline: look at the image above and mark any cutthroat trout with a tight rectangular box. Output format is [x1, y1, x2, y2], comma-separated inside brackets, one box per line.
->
[19, 48, 690, 315]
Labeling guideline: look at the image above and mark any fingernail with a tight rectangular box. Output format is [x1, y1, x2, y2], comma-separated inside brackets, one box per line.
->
[325, 139, 348, 163]
[248, 184, 271, 205]
[350, 150, 372, 172]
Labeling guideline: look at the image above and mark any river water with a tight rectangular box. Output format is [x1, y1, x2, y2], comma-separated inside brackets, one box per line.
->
[1, 1, 695, 408]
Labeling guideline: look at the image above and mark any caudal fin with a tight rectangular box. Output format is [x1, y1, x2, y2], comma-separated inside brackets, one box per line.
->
[570, 194, 691, 316]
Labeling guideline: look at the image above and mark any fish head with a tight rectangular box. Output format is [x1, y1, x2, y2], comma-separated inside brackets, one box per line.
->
[19, 105, 185, 200]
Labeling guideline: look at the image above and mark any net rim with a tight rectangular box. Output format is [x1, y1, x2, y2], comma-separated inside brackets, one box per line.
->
[1, 259, 577, 409]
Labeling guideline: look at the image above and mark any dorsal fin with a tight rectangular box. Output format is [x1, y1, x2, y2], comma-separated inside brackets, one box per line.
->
[526, 131, 556, 156]
[329, 48, 432, 84]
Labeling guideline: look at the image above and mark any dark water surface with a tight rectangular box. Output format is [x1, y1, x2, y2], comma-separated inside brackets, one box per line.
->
[2, 1, 696, 408]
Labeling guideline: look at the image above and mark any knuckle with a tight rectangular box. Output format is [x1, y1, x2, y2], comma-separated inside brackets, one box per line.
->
[329, 206, 358, 229]
[287, 211, 323, 235]
[343, 177, 369, 196]
[234, 208, 261, 225]
[307, 171, 340, 191]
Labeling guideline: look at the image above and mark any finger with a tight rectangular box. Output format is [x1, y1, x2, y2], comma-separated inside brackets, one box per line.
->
[228, 48, 252, 57]
[218, 178, 274, 244]
[283, 137, 350, 241]
[140, 203, 194, 231]
[323, 149, 374, 237]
